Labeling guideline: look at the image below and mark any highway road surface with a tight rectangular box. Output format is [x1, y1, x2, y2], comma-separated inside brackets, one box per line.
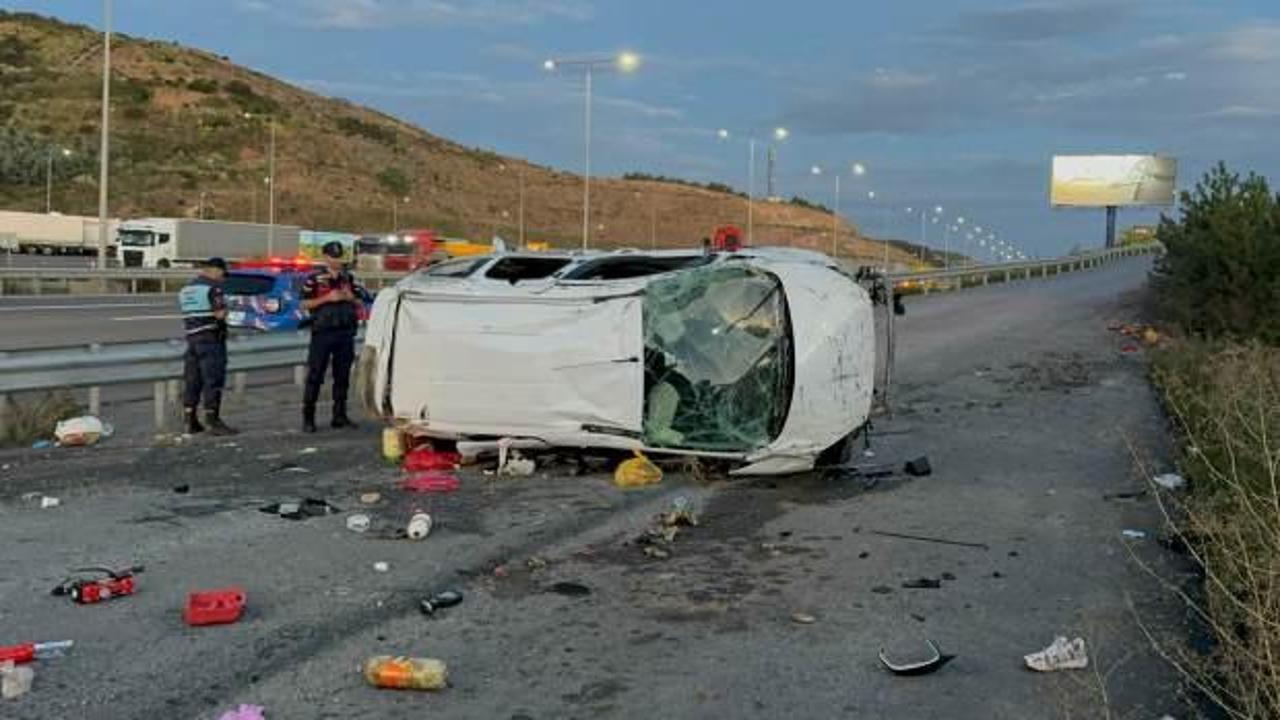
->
[0, 257, 1190, 719]
[0, 295, 181, 351]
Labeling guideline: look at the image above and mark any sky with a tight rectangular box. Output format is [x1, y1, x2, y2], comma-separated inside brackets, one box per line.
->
[8, 0, 1280, 258]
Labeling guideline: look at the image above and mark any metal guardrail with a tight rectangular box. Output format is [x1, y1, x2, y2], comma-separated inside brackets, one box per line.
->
[0, 243, 1161, 438]
[0, 267, 408, 296]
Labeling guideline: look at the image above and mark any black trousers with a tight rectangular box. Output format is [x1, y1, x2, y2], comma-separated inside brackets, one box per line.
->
[304, 329, 356, 409]
[183, 335, 227, 410]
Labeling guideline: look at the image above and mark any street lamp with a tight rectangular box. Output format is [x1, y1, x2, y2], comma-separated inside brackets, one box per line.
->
[499, 163, 527, 249]
[46, 147, 72, 213]
[244, 112, 277, 253]
[716, 128, 766, 246]
[391, 196, 409, 232]
[543, 51, 642, 251]
[96, 0, 112, 267]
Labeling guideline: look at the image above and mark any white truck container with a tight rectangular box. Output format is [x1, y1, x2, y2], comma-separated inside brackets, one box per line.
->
[116, 218, 301, 268]
[0, 210, 118, 256]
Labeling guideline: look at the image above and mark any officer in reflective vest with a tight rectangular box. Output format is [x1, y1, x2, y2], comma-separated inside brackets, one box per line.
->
[178, 257, 237, 435]
[300, 241, 367, 432]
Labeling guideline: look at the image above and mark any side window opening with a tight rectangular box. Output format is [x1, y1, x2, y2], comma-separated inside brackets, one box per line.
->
[562, 255, 712, 280]
[484, 257, 572, 283]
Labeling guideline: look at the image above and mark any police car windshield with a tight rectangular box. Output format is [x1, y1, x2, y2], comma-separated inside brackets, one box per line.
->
[224, 274, 276, 296]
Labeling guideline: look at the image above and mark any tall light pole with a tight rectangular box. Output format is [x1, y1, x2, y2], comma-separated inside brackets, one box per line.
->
[543, 51, 641, 251]
[46, 147, 72, 213]
[96, 0, 112, 267]
[391, 196, 409, 232]
[518, 166, 526, 249]
[717, 127, 786, 246]
[267, 119, 276, 254]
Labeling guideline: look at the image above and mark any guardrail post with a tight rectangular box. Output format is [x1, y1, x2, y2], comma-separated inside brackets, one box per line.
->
[0, 393, 9, 442]
[981, 273, 989, 286]
[293, 364, 306, 386]
[130, 278, 138, 294]
[233, 371, 247, 395]
[88, 386, 101, 416]
[166, 379, 179, 406]
[153, 381, 167, 432]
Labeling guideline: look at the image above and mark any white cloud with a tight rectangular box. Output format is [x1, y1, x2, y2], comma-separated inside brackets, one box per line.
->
[1211, 23, 1280, 62]
[1164, 71, 1188, 81]
[870, 68, 936, 89]
[1202, 105, 1280, 120]
[244, 0, 594, 29]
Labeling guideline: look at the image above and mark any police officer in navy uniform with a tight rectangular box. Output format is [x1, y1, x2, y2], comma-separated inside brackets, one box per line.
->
[300, 241, 366, 432]
[178, 257, 238, 435]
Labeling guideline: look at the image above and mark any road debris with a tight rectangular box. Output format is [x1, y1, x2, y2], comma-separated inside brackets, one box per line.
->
[870, 529, 989, 550]
[401, 471, 460, 493]
[364, 656, 448, 690]
[267, 462, 311, 475]
[403, 446, 462, 472]
[360, 492, 382, 505]
[902, 577, 942, 589]
[1103, 489, 1147, 501]
[50, 565, 143, 604]
[903, 455, 933, 477]
[871, 585, 893, 594]
[1121, 529, 1148, 540]
[54, 416, 112, 446]
[346, 514, 371, 533]
[37, 496, 60, 509]
[879, 639, 956, 676]
[260, 498, 339, 520]
[498, 449, 536, 477]
[31, 440, 54, 450]
[217, 704, 266, 720]
[419, 590, 463, 616]
[635, 497, 699, 557]
[373, 561, 390, 573]
[184, 588, 246, 626]
[173, 484, 191, 494]
[1024, 636, 1088, 672]
[407, 513, 432, 540]
[791, 612, 817, 625]
[1153, 473, 1186, 490]
[0, 640, 72, 665]
[614, 450, 663, 489]
[299, 446, 318, 455]
[941, 572, 956, 581]
[0, 662, 34, 699]
[548, 581, 591, 598]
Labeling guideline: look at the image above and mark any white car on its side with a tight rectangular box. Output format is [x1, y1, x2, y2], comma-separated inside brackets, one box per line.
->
[357, 247, 882, 475]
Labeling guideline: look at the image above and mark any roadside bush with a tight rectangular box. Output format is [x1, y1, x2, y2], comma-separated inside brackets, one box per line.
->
[1154, 164, 1280, 342]
[336, 116, 396, 146]
[187, 77, 219, 94]
[1150, 344, 1280, 717]
[376, 166, 412, 197]
[225, 79, 280, 116]
[1, 391, 82, 447]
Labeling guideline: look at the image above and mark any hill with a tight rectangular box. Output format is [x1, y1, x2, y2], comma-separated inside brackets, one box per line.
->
[0, 10, 922, 265]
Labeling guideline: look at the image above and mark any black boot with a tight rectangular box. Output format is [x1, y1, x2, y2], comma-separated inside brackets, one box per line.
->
[184, 406, 205, 435]
[331, 401, 358, 429]
[204, 403, 238, 436]
[302, 405, 318, 433]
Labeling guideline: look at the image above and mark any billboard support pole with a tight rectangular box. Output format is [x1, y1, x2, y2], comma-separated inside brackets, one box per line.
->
[1105, 205, 1117, 248]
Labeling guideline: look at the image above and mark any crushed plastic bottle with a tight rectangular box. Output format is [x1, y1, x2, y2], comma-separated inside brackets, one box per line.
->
[0, 663, 34, 699]
[407, 513, 432, 540]
[363, 656, 448, 690]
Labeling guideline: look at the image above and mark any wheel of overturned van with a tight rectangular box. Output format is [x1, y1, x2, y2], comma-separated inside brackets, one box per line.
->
[355, 345, 382, 419]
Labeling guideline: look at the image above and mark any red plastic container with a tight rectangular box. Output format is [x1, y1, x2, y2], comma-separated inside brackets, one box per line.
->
[184, 588, 246, 626]
[402, 447, 462, 472]
[401, 471, 460, 493]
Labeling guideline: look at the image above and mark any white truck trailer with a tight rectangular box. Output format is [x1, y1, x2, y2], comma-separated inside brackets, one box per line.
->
[115, 218, 301, 268]
[0, 210, 118, 256]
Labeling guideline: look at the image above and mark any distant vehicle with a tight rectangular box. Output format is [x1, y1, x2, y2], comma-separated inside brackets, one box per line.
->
[0, 210, 117, 256]
[356, 231, 438, 273]
[359, 247, 894, 475]
[710, 224, 744, 251]
[224, 257, 373, 332]
[115, 218, 301, 269]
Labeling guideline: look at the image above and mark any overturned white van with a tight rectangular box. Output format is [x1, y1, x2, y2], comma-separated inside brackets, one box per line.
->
[357, 247, 881, 475]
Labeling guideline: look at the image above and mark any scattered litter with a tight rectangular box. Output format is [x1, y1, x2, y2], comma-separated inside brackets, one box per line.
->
[54, 416, 113, 447]
[910, 613, 926, 623]
[526, 556, 548, 571]
[218, 442, 238, 449]
[1103, 489, 1147, 501]
[870, 530, 989, 550]
[0, 663, 34, 699]
[863, 448, 876, 458]
[1121, 344, 1139, 354]
[1153, 473, 1186, 491]
[941, 572, 956, 581]
[1121, 529, 1148, 540]
[268, 462, 311, 475]
[406, 513, 432, 540]
[39, 496, 60, 510]
[635, 497, 699, 557]
[346, 514, 371, 534]
[401, 471, 460, 493]
[1024, 636, 1088, 672]
[373, 561, 390, 573]
[260, 498, 339, 520]
[858, 551, 870, 559]
[364, 656, 448, 690]
[360, 492, 382, 505]
[51, 565, 143, 604]
[903, 456, 933, 477]
[1142, 327, 1160, 346]
[992, 571, 1004, 578]
[0, 640, 72, 665]
[548, 581, 591, 598]
[184, 588, 246, 627]
[879, 639, 956, 676]
[902, 577, 942, 590]
[419, 590, 463, 616]
[498, 450, 536, 477]
[299, 447, 318, 455]
[382, 428, 405, 463]
[255, 453, 282, 461]
[791, 612, 817, 625]
[173, 484, 190, 494]
[614, 450, 663, 489]
[31, 440, 54, 450]
[643, 546, 670, 560]
[403, 447, 462, 472]
[492, 565, 509, 578]
[217, 704, 266, 720]
[871, 585, 893, 594]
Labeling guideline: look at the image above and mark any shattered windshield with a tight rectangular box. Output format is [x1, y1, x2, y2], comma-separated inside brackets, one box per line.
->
[642, 264, 793, 452]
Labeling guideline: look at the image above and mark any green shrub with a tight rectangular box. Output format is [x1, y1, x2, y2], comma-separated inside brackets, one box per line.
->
[1154, 164, 1280, 342]
[187, 77, 219, 94]
[376, 166, 411, 197]
[336, 116, 396, 146]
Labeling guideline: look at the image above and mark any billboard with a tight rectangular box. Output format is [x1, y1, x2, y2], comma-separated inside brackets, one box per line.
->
[1051, 155, 1177, 207]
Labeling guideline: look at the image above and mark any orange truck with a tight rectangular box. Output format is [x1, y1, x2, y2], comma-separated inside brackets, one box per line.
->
[710, 224, 744, 251]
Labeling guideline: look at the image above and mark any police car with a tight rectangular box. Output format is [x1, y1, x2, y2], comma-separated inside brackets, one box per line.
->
[224, 258, 373, 333]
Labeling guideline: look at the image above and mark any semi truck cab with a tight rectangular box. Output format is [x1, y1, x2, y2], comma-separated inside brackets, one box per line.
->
[117, 219, 179, 268]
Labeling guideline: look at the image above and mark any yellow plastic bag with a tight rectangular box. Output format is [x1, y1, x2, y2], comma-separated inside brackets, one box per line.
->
[614, 450, 663, 489]
[382, 428, 404, 463]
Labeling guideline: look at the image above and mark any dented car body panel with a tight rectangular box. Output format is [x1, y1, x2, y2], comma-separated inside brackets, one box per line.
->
[360, 248, 876, 475]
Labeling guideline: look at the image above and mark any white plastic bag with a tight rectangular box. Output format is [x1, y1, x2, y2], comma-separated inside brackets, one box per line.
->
[54, 416, 114, 447]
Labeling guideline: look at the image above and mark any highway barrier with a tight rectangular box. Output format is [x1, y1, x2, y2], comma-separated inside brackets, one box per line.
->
[0, 267, 407, 296]
[0, 243, 1161, 438]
